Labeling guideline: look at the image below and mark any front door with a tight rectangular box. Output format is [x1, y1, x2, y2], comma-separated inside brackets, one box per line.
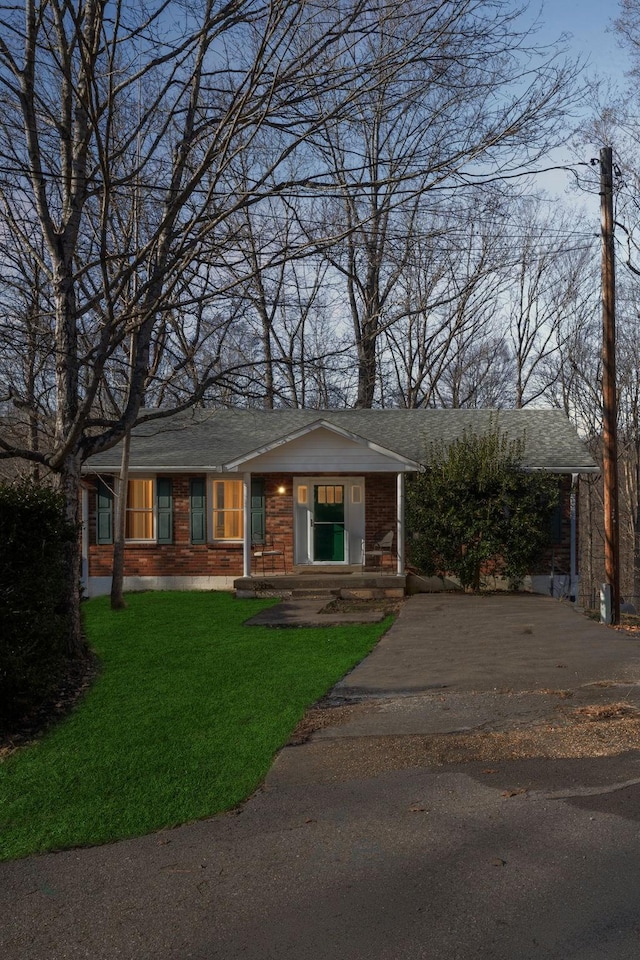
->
[313, 484, 345, 561]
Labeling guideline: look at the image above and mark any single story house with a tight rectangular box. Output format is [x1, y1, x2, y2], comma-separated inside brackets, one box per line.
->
[81, 408, 598, 598]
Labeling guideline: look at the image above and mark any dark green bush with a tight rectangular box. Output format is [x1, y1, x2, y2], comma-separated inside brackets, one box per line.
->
[0, 481, 77, 722]
[406, 428, 559, 591]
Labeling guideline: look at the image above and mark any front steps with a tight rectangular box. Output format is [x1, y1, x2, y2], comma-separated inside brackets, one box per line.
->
[233, 572, 406, 600]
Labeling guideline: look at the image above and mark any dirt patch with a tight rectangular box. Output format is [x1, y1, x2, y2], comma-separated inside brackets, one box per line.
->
[287, 716, 640, 784]
[569, 702, 640, 722]
[321, 597, 404, 617]
[288, 700, 366, 745]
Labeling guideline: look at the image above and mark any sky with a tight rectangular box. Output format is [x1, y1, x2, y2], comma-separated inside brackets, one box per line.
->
[522, 1, 633, 205]
[537, 0, 629, 80]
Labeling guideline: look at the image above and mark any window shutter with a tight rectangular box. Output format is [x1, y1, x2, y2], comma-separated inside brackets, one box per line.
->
[96, 479, 113, 545]
[190, 478, 206, 544]
[156, 477, 173, 544]
[251, 478, 266, 544]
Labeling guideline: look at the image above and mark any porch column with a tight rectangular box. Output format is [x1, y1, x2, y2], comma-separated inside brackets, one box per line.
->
[570, 473, 578, 602]
[396, 472, 405, 575]
[243, 472, 251, 577]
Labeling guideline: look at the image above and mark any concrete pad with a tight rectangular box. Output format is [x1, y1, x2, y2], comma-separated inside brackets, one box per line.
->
[244, 599, 384, 626]
[332, 594, 640, 697]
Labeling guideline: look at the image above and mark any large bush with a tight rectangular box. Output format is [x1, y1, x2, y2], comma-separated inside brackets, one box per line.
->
[406, 429, 559, 592]
[0, 481, 77, 722]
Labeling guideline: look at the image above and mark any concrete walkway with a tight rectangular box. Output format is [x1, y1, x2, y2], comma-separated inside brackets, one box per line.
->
[4, 595, 640, 960]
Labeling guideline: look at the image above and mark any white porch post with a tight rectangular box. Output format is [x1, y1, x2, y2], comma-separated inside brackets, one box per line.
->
[396, 472, 405, 574]
[243, 472, 251, 577]
[570, 472, 578, 601]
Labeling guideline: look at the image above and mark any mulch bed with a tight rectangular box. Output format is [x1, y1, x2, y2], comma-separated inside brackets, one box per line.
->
[0, 651, 100, 759]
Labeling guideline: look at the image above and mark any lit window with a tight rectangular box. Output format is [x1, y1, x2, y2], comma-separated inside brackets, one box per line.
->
[317, 485, 342, 504]
[126, 479, 154, 540]
[213, 479, 244, 540]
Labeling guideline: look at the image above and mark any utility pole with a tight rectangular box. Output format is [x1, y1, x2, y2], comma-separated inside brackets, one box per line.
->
[600, 145, 620, 625]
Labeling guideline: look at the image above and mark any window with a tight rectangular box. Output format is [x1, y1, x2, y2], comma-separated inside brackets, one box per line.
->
[126, 479, 154, 539]
[95, 476, 172, 545]
[316, 484, 343, 504]
[213, 479, 243, 540]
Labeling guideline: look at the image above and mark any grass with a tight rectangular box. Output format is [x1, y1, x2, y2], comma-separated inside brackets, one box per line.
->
[0, 591, 391, 862]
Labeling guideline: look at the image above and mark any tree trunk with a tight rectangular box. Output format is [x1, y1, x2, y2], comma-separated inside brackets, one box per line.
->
[58, 453, 86, 657]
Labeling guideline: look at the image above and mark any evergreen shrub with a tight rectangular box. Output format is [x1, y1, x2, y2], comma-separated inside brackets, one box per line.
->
[406, 428, 559, 592]
[0, 481, 77, 722]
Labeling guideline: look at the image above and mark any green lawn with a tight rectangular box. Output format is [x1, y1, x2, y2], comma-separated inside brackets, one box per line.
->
[0, 592, 390, 861]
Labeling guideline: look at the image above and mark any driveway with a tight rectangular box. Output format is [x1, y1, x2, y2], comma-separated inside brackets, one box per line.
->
[3, 594, 640, 960]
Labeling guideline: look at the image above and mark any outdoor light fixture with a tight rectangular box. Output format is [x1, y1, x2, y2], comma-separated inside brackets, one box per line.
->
[277, 485, 286, 495]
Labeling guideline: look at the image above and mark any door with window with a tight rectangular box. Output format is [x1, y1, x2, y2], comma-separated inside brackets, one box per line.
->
[313, 484, 345, 561]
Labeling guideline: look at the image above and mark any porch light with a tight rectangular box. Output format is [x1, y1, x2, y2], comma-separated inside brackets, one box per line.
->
[277, 485, 286, 495]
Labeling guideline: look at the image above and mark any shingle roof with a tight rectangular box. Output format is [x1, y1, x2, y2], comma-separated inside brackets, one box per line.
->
[84, 408, 598, 474]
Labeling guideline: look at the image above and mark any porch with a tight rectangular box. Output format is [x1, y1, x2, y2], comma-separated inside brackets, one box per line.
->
[233, 568, 407, 600]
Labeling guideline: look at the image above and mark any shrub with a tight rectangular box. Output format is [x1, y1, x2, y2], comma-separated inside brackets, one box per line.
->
[0, 481, 77, 722]
[406, 427, 559, 591]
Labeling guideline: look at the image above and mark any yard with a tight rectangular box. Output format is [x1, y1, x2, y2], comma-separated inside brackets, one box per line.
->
[0, 592, 391, 862]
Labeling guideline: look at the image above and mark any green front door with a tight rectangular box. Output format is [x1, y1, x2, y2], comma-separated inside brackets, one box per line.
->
[313, 484, 345, 561]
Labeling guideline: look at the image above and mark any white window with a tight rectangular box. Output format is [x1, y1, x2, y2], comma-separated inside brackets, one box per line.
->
[212, 479, 244, 540]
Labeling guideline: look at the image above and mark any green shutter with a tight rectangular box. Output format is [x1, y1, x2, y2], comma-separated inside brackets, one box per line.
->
[190, 478, 206, 544]
[156, 477, 173, 544]
[96, 479, 113, 545]
[251, 478, 265, 544]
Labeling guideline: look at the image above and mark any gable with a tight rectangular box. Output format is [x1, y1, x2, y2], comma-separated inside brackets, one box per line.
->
[234, 425, 417, 473]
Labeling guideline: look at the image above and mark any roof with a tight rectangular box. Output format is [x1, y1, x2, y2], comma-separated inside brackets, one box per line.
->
[84, 408, 598, 474]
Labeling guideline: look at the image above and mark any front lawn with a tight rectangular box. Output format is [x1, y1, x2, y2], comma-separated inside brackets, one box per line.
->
[0, 592, 391, 861]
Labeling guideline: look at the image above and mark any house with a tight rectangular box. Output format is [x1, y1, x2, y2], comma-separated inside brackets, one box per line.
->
[81, 408, 598, 599]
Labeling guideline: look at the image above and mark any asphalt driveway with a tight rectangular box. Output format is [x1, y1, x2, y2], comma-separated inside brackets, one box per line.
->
[4, 594, 640, 960]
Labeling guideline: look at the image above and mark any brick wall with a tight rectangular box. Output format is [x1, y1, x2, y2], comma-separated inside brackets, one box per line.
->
[364, 473, 397, 549]
[88, 475, 244, 578]
[87, 471, 572, 581]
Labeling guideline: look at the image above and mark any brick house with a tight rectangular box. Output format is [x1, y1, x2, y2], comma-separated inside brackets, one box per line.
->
[81, 408, 597, 598]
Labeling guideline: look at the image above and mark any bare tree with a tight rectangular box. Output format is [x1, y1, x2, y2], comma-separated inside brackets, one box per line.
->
[0, 0, 417, 650]
[301, 0, 580, 407]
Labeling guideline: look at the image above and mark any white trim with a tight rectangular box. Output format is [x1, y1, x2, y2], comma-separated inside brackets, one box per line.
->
[83, 461, 600, 476]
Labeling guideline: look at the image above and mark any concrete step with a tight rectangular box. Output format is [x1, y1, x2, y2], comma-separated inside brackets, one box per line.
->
[291, 588, 340, 599]
[234, 574, 406, 600]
